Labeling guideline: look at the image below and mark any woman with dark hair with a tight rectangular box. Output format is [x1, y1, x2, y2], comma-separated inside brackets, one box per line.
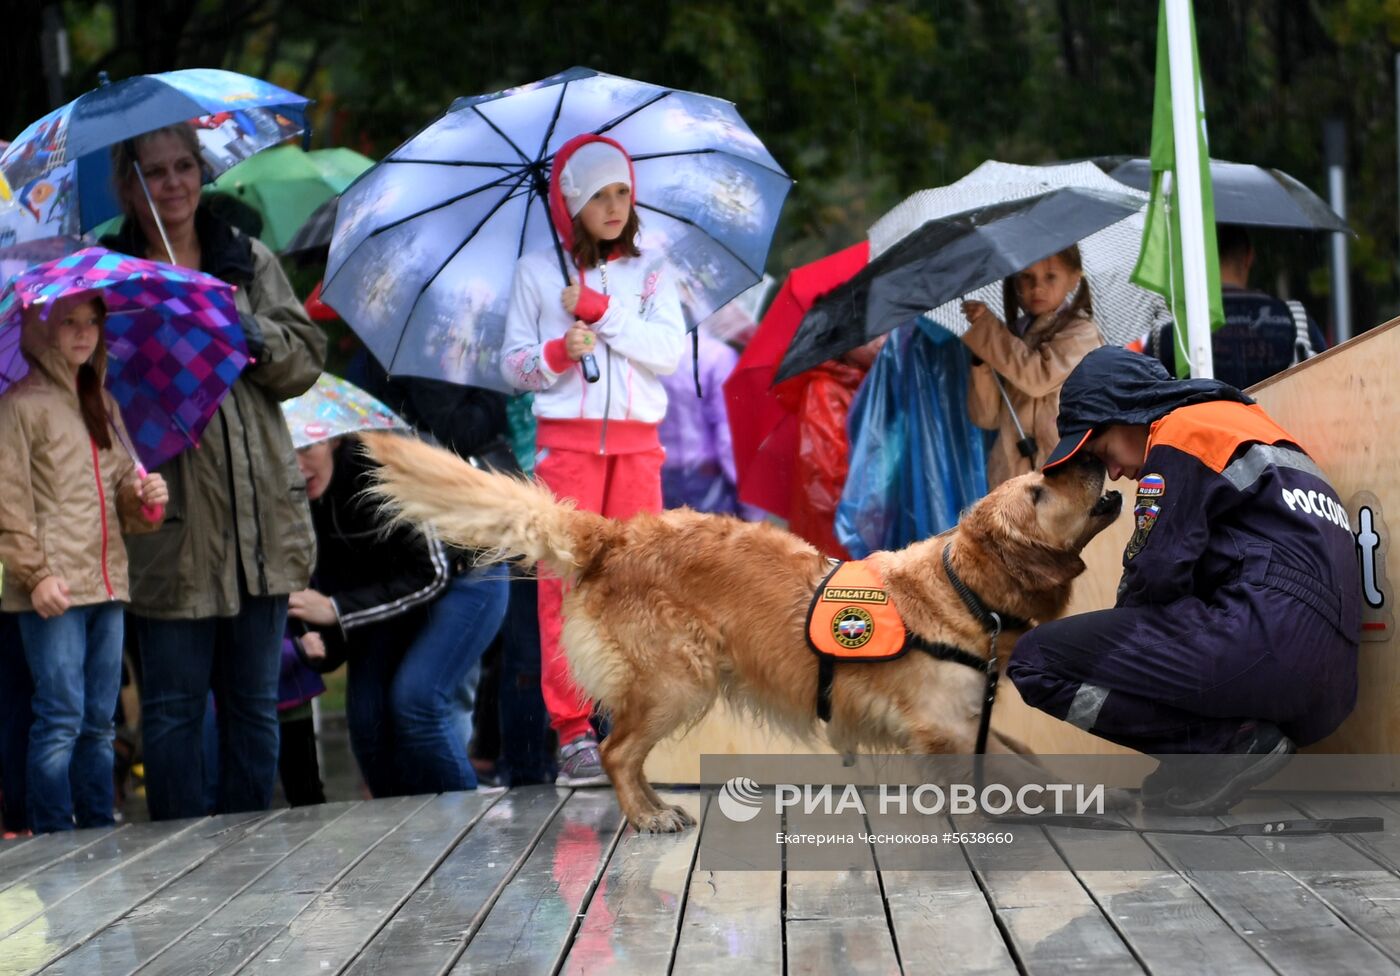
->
[960, 244, 1104, 487]
[101, 125, 327, 820]
[0, 296, 167, 831]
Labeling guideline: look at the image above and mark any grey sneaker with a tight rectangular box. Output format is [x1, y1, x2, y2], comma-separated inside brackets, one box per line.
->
[557, 736, 609, 788]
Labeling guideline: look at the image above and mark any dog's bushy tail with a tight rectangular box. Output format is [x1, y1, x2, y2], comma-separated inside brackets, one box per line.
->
[359, 432, 605, 580]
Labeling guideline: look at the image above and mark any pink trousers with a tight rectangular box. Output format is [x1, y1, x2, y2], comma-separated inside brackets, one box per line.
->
[535, 446, 664, 743]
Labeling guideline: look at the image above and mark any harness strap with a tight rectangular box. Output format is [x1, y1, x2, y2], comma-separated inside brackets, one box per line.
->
[906, 635, 988, 673]
[939, 544, 1030, 634]
[811, 561, 844, 723]
[816, 637, 989, 723]
[940, 544, 1025, 760]
[816, 657, 835, 723]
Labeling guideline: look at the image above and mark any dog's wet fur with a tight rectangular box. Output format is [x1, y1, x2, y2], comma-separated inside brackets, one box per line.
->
[361, 433, 1121, 832]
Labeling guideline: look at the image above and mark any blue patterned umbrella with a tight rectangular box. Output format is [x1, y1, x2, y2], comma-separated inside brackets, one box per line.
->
[322, 67, 791, 392]
[0, 69, 309, 246]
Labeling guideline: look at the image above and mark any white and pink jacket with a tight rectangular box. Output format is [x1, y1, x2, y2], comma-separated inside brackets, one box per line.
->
[500, 240, 686, 455]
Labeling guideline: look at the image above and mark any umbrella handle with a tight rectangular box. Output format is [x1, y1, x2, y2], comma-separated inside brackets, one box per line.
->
[133, 166, 179, 266]
[991, 373, 1038, 460]
[134, 464, 165, 523]
[556, 254, 600, 384]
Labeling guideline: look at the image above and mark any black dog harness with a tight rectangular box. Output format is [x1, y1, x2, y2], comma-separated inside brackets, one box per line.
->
[939, 544, 1028, 756]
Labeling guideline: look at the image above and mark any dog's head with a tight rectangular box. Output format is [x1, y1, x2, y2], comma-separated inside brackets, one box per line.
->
[955, 455, 1122, 616]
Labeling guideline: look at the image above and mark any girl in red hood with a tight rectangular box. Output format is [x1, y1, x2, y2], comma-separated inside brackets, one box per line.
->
[0, 295, 166, 832]
[500, 134, 686, 786]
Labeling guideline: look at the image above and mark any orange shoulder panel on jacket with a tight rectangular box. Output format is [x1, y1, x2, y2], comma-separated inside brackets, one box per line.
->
[1148, 401, 1305, 474]
[807, 560, 909, 661]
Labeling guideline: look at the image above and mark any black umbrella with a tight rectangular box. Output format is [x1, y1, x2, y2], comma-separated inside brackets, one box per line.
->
[1095, 157, 1349, 233]
[775, 186, 1145, 383]
[281, 194, 339, 258]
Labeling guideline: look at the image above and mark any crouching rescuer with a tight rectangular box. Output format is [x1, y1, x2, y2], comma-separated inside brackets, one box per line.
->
[1007, 346, 1361, 814]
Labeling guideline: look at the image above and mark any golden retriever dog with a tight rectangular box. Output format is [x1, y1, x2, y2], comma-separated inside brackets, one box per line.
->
[360, 432, 1122, 832]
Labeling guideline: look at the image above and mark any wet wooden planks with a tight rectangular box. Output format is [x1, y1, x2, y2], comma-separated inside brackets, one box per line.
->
[0, 788, 1398, 974]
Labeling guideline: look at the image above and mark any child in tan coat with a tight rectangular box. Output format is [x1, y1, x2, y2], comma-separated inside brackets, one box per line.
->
[0, 296, 166, 832]
[959, 244, 1104, 487]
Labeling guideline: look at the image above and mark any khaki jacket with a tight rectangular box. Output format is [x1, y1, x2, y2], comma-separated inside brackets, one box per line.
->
[963, 309, 1103, 487]
[103, 210, 327, 619]
[0, 313, 162, 612]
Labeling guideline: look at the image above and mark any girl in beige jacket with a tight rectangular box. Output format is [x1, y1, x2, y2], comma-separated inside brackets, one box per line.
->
[959, 245, 1104, 487]
[0, 296, 166, 832]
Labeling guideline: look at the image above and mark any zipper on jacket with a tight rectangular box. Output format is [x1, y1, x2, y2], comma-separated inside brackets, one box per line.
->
[90, 438, 115, 600]
[238, 395, 270, 593]
[226, 391, 270, 594]
[598, 259, 612, 454]
[599, 347, 614, 454]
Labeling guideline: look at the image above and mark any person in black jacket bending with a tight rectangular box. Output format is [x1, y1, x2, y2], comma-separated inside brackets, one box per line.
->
[288, 435, 508, 796]
[347, 347, 554, 786]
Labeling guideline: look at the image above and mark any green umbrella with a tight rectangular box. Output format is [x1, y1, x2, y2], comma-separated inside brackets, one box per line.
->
[209, 144, 373, 251]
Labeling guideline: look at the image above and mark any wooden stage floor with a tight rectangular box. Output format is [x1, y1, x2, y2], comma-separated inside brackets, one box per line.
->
[3, 786, 1400, 975]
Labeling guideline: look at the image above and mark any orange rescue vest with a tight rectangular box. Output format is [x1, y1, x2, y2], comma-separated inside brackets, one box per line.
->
[804, 556, 1013, 724]
[806, 560, 910, 661]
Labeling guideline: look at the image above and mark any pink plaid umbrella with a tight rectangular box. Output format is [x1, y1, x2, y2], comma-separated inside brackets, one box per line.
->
[0, 246, 249, 469]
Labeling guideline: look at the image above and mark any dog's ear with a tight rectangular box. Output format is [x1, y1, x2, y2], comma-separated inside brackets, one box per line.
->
[960, 500, 1085, 595]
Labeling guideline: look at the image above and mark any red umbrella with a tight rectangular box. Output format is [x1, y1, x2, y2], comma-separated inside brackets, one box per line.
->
[303, 278, 340, 322]
[723, 241, 868, 518]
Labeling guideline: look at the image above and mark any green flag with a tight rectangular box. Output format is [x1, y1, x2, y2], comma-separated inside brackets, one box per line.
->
[1131, 0, 1224, 377]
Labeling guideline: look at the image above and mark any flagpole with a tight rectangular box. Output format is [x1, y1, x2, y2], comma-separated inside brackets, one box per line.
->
[1163, 0, 1215, 379]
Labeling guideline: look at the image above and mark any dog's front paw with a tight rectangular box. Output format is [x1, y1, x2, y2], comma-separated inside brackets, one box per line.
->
[667, 802, 698, 828]
[633, 806, 695, 833]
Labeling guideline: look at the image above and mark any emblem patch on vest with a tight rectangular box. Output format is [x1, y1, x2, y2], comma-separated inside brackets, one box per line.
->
[1125, 473, 1165, 560]
[807, 561, 908, 661]
[832, 607, 875, 649]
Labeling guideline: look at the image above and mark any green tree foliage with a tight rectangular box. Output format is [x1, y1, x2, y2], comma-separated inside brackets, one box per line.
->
[9, 0, 1400, 330]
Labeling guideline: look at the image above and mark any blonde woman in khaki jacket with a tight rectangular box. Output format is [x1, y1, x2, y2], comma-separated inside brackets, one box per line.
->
[959, 245, 1104, 487]
[103, 125, 325, 822]
[0, 296, 166, 832]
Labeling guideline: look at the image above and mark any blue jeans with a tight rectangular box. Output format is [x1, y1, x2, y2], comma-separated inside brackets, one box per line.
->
[132, 595, 285, 820]
[18, 603, 123, 833]
[0, 612, 33, 832]
[346, 569, 508, 797]
[496, 574, 554, 786]
[453, 663, 481, 755]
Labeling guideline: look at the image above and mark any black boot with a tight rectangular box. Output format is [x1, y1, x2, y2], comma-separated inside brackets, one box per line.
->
[1162, 722, 1296, 815]
[1139, 757, 1186, 810]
